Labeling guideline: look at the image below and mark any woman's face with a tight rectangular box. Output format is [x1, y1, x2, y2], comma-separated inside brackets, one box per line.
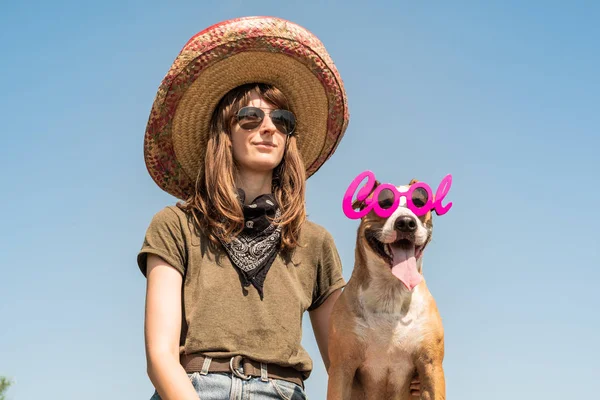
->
[230, 91, 288, 175]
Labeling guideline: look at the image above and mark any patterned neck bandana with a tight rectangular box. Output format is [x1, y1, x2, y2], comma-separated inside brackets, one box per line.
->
[219, 189, 282, 298]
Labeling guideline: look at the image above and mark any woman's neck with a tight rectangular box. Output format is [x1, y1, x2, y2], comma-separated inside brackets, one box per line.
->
[236, 170, 273, 205]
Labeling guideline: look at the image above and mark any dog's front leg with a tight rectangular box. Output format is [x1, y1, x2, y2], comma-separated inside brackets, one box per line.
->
[327, 328, 362, 400]
[327, 296, 363, 400]
[414, 349, 445, 400]
[415, 360, 445, 400]
[327, 361, 359, 400]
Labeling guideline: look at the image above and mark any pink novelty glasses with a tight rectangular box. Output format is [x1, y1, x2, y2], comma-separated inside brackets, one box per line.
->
[342, 171, 453, 219]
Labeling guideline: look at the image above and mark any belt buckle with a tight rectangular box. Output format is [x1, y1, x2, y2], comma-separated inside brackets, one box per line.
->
[229, 355, 252, 380]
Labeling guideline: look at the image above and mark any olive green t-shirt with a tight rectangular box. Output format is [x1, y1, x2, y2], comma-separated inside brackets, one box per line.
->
[137, 206, 345, 379]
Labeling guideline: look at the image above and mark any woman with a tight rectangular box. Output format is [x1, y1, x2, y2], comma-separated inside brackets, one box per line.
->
[137, 17, 420, 399]
[138, 17, 348, 400]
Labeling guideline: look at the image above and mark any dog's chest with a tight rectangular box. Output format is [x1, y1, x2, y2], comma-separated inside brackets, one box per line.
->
[356, 285, 430, 390]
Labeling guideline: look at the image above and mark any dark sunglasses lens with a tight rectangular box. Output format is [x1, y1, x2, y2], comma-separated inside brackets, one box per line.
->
[237, 107, 264, 130]
[377, 189, 395, 209]
[411, 187, 429, 208]
[271, 110, 296, 135]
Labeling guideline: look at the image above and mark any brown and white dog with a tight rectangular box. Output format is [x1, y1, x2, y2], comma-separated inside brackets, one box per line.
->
[327, 179, 445, 400]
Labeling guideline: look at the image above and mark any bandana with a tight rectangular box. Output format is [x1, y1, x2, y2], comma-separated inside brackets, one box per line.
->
[219, 190, 282, 298]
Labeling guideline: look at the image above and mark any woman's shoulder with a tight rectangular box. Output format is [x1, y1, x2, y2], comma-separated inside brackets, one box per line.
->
[147, 204, 195, 233]
[299, 219, 336, 247]
[147, 205, 182, 225]
[151, 204, 188, 220]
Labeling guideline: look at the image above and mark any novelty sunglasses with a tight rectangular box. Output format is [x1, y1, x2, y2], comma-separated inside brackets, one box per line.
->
[342, 171, 453, 219]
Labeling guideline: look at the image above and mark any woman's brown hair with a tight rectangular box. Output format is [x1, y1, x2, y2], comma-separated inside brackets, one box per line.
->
[178, 83, 306, 251]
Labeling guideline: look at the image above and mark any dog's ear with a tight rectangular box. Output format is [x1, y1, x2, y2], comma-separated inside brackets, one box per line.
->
[352, 180, 380, 210]
[409, 178, 419, 185]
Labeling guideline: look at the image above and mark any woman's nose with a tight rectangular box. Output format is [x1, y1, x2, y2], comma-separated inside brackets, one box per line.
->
[259, 114, 277, 135]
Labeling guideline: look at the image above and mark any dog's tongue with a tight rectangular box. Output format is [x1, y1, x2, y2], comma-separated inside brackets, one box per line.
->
[391, 244, 422, 291]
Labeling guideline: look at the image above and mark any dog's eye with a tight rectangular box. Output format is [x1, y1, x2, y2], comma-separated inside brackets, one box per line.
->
[413, 198, 425, 207]
[412, 188, 428, 208]
[378, 199, 394, 209]
[377, 189, 395, 209]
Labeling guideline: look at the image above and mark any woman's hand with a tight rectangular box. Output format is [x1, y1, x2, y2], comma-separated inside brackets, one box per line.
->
[410, 373, 421, 397]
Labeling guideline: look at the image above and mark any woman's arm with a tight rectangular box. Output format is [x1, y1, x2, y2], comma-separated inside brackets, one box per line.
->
[308, 288, 343, 372]
[145, 254, 199, 400]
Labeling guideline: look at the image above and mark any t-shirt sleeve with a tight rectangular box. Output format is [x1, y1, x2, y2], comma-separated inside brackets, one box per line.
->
[137, 207, 187, 277]
[308, 229, 346, 311]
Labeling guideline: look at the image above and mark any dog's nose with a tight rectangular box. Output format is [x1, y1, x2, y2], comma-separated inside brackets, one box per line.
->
[395, 216, 417, 232]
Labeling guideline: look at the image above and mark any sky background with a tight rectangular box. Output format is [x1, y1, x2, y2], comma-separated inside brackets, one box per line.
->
[1, 1, 599, 399]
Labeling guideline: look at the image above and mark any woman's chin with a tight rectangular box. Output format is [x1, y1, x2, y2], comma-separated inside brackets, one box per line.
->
[239, 159, 281, 175]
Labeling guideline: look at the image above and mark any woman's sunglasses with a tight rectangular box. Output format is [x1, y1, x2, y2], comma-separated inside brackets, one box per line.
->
[235, 106, 296, 136]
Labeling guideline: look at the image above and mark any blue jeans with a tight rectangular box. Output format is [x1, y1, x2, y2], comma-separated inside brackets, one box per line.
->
[149, 372, 307, 400]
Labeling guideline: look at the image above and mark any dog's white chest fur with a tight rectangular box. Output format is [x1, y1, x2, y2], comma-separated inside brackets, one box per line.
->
[355, 282, 431, 391]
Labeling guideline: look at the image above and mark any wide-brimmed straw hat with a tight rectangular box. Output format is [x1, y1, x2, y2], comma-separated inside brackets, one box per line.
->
[143, 16, 349, 200]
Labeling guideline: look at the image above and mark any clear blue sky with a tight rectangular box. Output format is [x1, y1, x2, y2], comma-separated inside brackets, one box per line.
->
[1, 1, 598, 399]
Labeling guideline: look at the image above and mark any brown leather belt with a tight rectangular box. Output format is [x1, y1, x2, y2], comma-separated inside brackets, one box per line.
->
[180, 354, 304, 388]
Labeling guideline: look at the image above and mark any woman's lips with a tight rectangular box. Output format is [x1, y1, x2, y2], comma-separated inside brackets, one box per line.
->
[253, 142, 276, 149]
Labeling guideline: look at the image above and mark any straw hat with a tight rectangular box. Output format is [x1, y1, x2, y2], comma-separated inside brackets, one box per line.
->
[143, 16, 349, 200]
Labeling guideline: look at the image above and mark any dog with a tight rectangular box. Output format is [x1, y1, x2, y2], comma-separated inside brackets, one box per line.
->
[327, 178, 445, 400]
